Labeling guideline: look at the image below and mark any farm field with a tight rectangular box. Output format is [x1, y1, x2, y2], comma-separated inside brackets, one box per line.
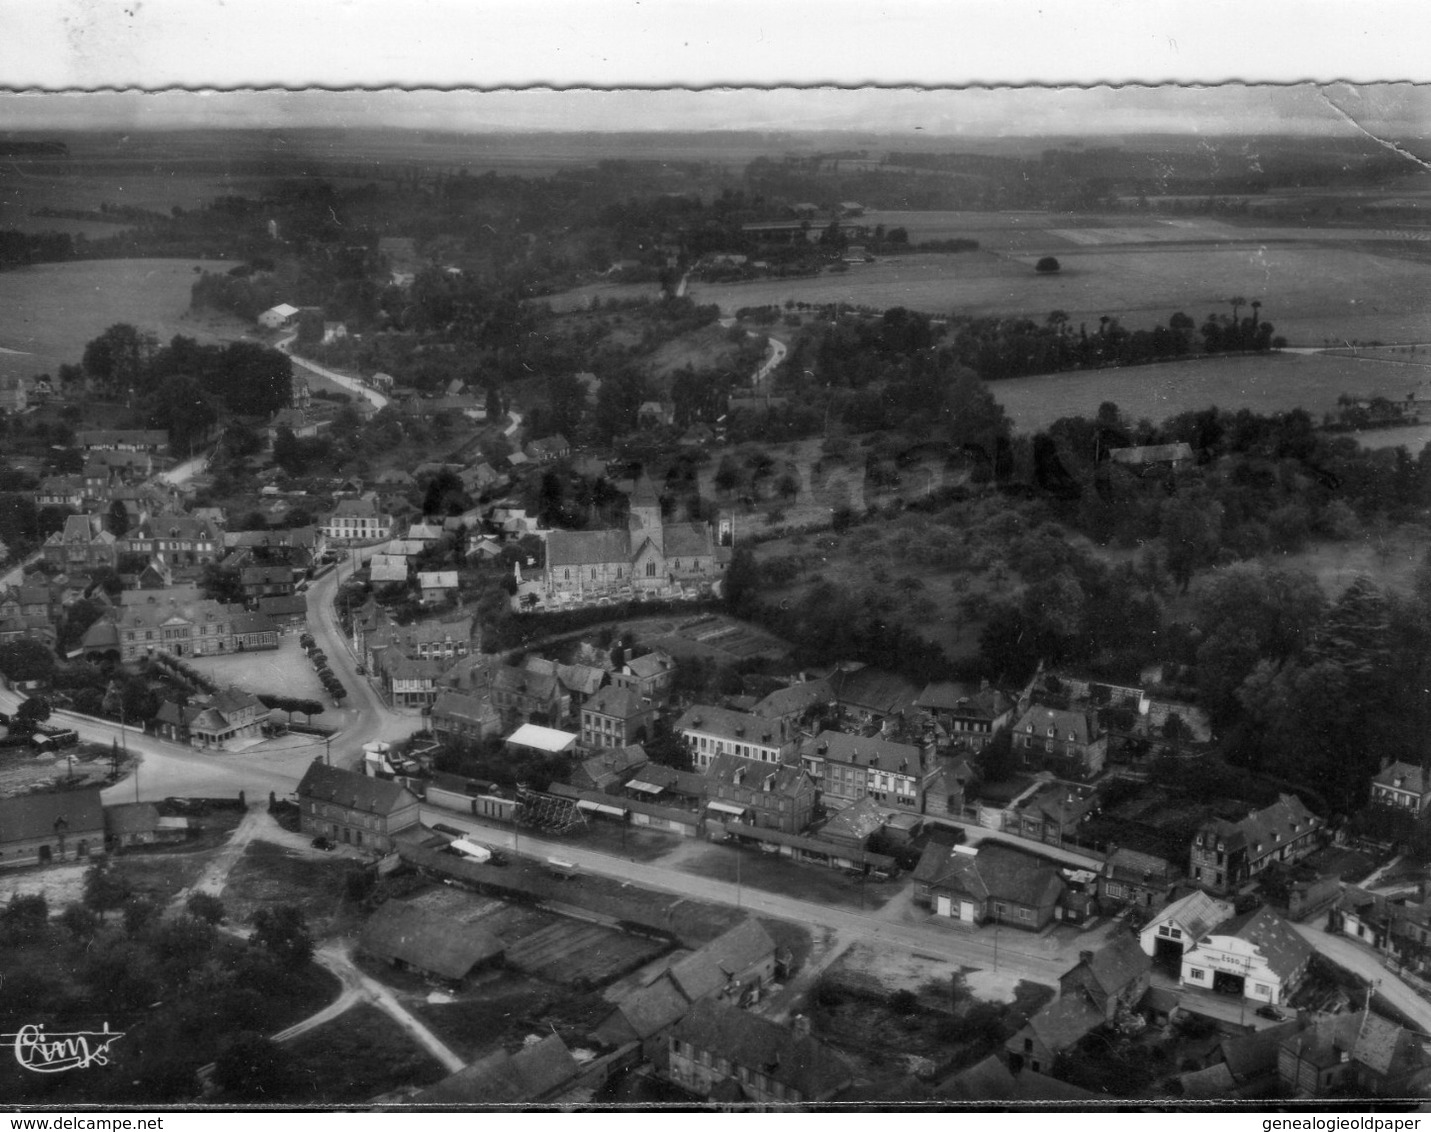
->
[678, 244, 1431, 345]
[988, 351, 1431, 435]
[0, 258, 248, 381]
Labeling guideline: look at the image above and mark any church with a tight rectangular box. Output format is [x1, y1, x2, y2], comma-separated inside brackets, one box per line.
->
[544, 474, 732, 601]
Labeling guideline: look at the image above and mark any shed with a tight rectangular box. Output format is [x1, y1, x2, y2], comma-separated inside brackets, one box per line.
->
[358, 901, 504, 984]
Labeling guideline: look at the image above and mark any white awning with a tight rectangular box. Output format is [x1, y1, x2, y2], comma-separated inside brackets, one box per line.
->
[627, 780, 664, 795]
[577, 800, 625, 817]
[706, 800, 747, 817]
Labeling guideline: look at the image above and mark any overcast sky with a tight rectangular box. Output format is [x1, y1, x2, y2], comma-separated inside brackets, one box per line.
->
[4, 84, 1429, 138]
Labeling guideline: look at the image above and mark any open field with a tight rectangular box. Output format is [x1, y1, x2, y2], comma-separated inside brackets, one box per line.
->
[186, 633, 329, 702]
[221, 839, 359, 933]
[0, 258, 249, 381]
[990, 351, 1431, 435]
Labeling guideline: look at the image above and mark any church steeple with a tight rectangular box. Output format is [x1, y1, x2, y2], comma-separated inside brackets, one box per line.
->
[627, 471, 663, 556]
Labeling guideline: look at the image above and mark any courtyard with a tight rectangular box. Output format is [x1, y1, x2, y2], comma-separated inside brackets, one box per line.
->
[185, 630, 329, 702]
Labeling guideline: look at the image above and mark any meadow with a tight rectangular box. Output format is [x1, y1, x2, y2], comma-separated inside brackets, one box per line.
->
[989, 351, 1431, 434]
[0, 258, 246, 380]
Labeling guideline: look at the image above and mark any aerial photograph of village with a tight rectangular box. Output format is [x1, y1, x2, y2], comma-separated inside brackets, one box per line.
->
[1, 71, 1430, 1113]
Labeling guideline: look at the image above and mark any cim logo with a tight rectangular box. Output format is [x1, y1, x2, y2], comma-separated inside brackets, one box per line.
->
[4, 1024, 125, 1073]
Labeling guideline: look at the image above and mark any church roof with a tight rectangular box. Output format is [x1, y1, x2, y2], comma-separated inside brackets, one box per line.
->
[547, 528, 631, 567]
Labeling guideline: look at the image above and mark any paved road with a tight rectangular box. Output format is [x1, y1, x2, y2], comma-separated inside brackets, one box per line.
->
[416, 805, 1119, 988]
[752, 335, 787, 390]
[275, 332, 389, 411]
[1293, 922, 1431, 1034]
[930, 816, 1104, 870]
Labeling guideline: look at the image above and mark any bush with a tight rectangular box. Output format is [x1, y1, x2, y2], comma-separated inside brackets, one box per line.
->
[1035, 256, 1061, 274]
[889, 989, 919, 1016]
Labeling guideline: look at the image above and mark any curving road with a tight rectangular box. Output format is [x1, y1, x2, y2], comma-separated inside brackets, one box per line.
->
[274, 331, 389, 411]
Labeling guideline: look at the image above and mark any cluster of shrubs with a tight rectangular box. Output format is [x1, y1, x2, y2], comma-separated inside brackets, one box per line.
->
[151, 653, 219, 695]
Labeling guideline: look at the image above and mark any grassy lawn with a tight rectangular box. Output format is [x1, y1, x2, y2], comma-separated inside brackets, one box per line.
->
[185, 633, 328, 701]
[0, 259, 246, 380]
[674, 844, 905, 912]
[221, 840, 361, 935]
[283, 1003, 448, 1103]
[412, 973, 611, 1062]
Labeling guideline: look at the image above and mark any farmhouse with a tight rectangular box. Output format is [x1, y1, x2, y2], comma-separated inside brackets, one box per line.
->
[0, 788, 106, 868]
[544, 473, 730, 601]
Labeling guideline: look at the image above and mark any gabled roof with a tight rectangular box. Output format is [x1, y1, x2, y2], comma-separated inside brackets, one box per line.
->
[1220, 1018, 1306, 1082]
[806, 729, 926, 777]
[1067, 934, 1151, 998]
[414, 1034, 579, 1105]
[624, 650, 674, 681]
[754, 678, 834, 721]
[297, 762, 417, 816]
[675, 703, 790, 748]
[1023, 993, 1104, 1055]
[1205, 905, 1312, 982]
[572, 744, 648, 792]
[359, 901, 504, 980]
[818, 795, 887, 844]
[546, 528, 630, 567]
[668, 919, 776, 1002]
[0, 788, 105, 845]
[1012, 704, 1100, 746]
[431, 689, 499, 727]
[1105, 846, 1175, 885]
[828, 666, 920, 716]
[556, 662, 606, 696]
[672, 999, 850, 1101]
[1373, 761, 1431, 795]
[103, 801, 161, 837]
[1108, 442, 1195, 465]
[584, 685, 646, 720]
[599, 973, 691, 1042]
[935, 1053, 1017, 1102]
[1146, 889, 1234, 943]
[1198, 793, 1320, 858]
[913, 843, 1065, 909]
[915, 682, 1012, 720]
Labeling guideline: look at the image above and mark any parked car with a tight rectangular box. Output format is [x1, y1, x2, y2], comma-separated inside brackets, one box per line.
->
[311, 836, 334, 851]
[1255, 1004, 1285, 1021]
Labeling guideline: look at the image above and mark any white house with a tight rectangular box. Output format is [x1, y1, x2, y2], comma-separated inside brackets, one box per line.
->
[1179, 906, 1312, 1006]
[369, 554, 409, 584]
[1370, 762, 1431, 815]
[258, 303, 301, 330]
[1139, 889, 1235, 969]
[673, 704, 798, 772]
[323, 496, 394, 545]
[417, 571, 459, 604]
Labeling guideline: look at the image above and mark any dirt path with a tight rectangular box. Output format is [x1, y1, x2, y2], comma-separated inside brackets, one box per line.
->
[169, 803, 267, 908]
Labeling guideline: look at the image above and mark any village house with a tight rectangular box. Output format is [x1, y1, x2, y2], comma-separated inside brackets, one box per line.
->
[1098, 845, 1178, 913]
[816, 795, 888, 852]
[1369, 760, 1431, 815]
[704, 753, 816, 835]
[915, 681, 1015, 751]
[241, 564, 295, 601]
[570, 744, 649, 794]
[752, 678, 834, 728]
[1189, 793, 1323, 894]
[413, 1034, 585, 1106]
[609, 649, 677, 706]
[1107, 441, 1196, 471]
[667, 1000, 851, 1107]
[0, 788, 106, 868]
[1279, 1011, 1431, 1099]
[185, 688, 266, 749]
[297, 761, 421, 853]
[36, 475, 87, 509]
[417, 571, 459, 604]
[429, 689, 503, 745]
[231, 611, 279, 651]
[526, 434, 571, 462]
[912, 842, 1066, 930]
[104, 802, 190, 849]
[488, 664, 567, 727]
[1009, 704, 1107, 780]
[258, 594, 308, 632]
[258, 302, 300, 330]
[76, 429, 169, 453]
[1180, 905, 1312, 1006]
[119, 514, 223, 567]
[800, 729, 936, 814]
[1004, 994, 1104, 1076]
[676, 704, 798, 772]
[323, 495, 395, 544]
[826, 665, 921, 722]
[579, 685, 654, 750]
[1059, 935, 1152, 1022]
[374, 653, 448, 708]
[368, 554, 409, 584]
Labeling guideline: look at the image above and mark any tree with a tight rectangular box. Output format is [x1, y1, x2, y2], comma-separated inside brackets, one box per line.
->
[0, 640, 57, 683]
[213, 1032, 294, 1100]
[82, 860, 133, 920]
[200, 563, 246, 605]
[12, 695, 53, 733]
[250, 904, 313, 968]
[1035, 256, 1062, 274]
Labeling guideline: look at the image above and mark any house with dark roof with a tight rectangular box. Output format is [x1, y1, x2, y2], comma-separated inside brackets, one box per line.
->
[704, 753, 816, 835]
[1370, 760, 1431, 815]
[1099, 845, 1178, 914]
[668, 1000, 851, 1107]
[827, 665, 921, 721]
[1219, 1018, 1306, 1089]
[187, 688, 265, 749]
[1189, 793, 1322, 894]
[414, 1033, 583, 1105]
[570, 744, 649, 794]
[104, 802, 189, 848]
[358, 901, 504, 986]
[800, 729, 937, 815]
[257, 594, 308, 631]
[912, 843, 1066, 931]
[936, 1053, 1100, 1105]
[430, 689, 502, 744]
[526, 433, 571, 462]
[667, 920, 778, 1005]
[1181, 905, 1312, 1006]
[915, 681, 1015, 751]
[240, 564, 295, 601]
[0, 788, 105, 867]
[623, 763, 708, 810]
[676, 704, 798, 772]
[817, 795, 888, 851]
[297, 761, 420, 853]
[1279, 1010, 1431, 1098]
[1010, 704, 1106, 780]
[580, 685, 654, 750]
[1004, 993, 1104, 1076]
[753, 678, 834, 727]
[594, 974, 693, 1061]
[488, 663, 566, 726]
[1058, 935, 1152, 1022]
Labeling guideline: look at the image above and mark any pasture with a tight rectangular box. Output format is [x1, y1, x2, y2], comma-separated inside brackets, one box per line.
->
[0, 258, 246, 380]
[679, 242, 1431, 346]
[989, 351, 1431, 435]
